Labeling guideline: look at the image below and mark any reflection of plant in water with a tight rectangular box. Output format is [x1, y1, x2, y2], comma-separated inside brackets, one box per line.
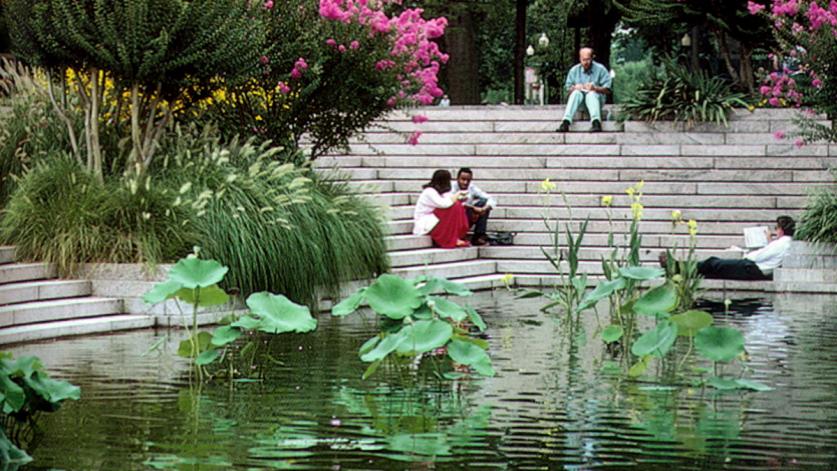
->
[332, 274, 494, 380]
[144, 253, 316, 382]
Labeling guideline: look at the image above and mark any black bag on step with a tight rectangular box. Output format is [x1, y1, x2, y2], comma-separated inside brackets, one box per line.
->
[487, 231, 516, 246]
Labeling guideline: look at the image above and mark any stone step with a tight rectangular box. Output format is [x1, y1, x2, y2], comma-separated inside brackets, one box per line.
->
[623, 119, 832, 134]
[386, 220, 412, 235]
[386, 205, 414, 220]
[0, 297, 123, 328]
[0, 314, 154, 345]
[485, 219, 793, 236]
[0, 280, 92, 306]
[0, 263, 57, 285]
[511, 232, 743, 249]
[385, 234, 433, 251]
[319, 167, 378, 180]
[414, 193, 800, 209]
[478, 246, 743, 261]
[774, 268, 837, 283]
[392, 260, 497, 280]
[365, 192, 412, 207]
[0, 247, 15, 264]
[389, 247, 479, 268]
[772, 281, 837, 293]
[347, 180, 395, 193]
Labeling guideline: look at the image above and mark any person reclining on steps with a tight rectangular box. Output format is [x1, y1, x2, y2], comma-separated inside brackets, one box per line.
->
[451, 168, 497, 246]
[660, 216, 796, 281]
[557, 47, 612, 133]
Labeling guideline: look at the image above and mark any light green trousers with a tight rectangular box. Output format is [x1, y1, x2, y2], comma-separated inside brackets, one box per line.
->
[562, 90, 604, 123]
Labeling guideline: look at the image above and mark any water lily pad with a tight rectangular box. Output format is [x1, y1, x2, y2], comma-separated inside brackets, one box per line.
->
[634, 283, 678, 316]
[168, 257, 229, 289]
[365, 274, 423, 319]
[360, 332, 406, 362]
[332, 288, 366, 317]
[176, 285, 230, 307]
[447, 339, 490, 367]
[417, 277, 472, 296]
[695, 326, 744, 363]
[396, 319, 453, 355]
[211, 325, 242, 347]
[246, 292, 317, 334]
[618, 266, 664, 280]
[671, 310, 714, 337]
[429, 296, 467, 322]
[601, 324, 624, 343]
[631, 320, 678, 358]
[143, 279, 182, 305]
[578, 278, 626, 311]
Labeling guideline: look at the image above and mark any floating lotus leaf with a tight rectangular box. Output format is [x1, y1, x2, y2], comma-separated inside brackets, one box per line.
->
[634, 283, 678, 316]
[671, 310, 714, 337]
[246, 292, 317, 334]
[631, 320, 678, 358]
[332, 288, 366, 317]
[365, 274, 423, 319]
[695, 326, 744, 362]
[396, 319, 453, 355]
[360, 332, 406, 362]
[417, 277, 472, 296]
[211, 325, 242, 347]
[143, 279, 182, 305]
[578, 278, 626, 311]
[619, 266, 665, 280]
[447, 339, 490, 367]
[168, 257, 229, 289]
[465, 306, 486, 332]
[601, 324, 624, 343]
[429, 296, 467, 322]
[176, 284, 230, 307]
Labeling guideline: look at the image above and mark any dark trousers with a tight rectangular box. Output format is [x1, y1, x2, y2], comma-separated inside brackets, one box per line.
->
[465, 197, 490, 242]
[697, 257, 771, 281]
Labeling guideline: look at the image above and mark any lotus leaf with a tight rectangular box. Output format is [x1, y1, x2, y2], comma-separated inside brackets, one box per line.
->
[0, 430, 31, 465]
[168, 257, 229, 289]
[601, 324, 624, 343]
[464, 306, 487, 332]
[365, 274, 423, 319]
[417, 277, 472, 296]
[231, 315, 261, 330]
[0, 375, 25, 412]
[628, 356, 650, 377]
[472, 359, 496, 377]
[176, 285, 230, 307]
[211, 325, 243, 347]
[360, 332, 407, 362]
[695, 326, 744, 362]
[395, 319, 453, 355]
[143, 279, 182, 305]
[634, 283, 678, 316]
[618, 266, 664, 280]
[332, 288, 366, 317]
[411, 303, 433, 319]
[246, 292, 317, 334]
[359, 335, 381, 356]
[578, 278, 626, 311]
[362, 360, 383, 380]
[26, 372, 81, 403]
[671, 310, 714, 337]
[429, 296, 467, 322]
[177, 332, 213, 358]
[447, 339, 490, 367]
[195, 349, 221, 366]
[631, 320, 678, 357]
[453, 334, 489, 350]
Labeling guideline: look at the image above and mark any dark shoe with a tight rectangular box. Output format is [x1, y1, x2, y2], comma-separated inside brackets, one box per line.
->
[556, 120, 570, 132]
[591, 120, 602, 132]
[472, 236, 489, 246]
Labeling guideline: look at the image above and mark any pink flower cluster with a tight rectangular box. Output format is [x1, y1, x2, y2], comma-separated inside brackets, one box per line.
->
[318, 0, 449, 105]
[759, 70, 803, 107]
[290, 57, 308, 80]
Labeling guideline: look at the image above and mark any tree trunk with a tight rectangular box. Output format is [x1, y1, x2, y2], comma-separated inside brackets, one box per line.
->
[716, 30, 740, 85]
[443, 7, 481, 105]
[587, 0, 618, 69]
[513, 0, 526, 104]
[739, 43, 754, 92]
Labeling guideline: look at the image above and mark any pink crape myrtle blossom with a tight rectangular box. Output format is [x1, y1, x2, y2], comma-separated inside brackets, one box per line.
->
[318, 0, 448, 106]
[264, 0, 274, 10]
[407, 131, 422, 145]
[277, 81, 291, 95]
[774, 130, 787, 140]
[411, 114, 428, 123]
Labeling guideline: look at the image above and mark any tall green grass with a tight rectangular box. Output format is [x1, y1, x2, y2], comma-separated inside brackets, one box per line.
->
[0, 157, 192, 273]
[796, 170, 837, 245]
[155, 130, 389, 306]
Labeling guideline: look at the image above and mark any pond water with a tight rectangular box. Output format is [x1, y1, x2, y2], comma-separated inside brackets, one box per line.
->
[10, 291, 837, 470]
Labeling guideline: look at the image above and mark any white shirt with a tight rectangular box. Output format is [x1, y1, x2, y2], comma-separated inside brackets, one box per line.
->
[412, 187, 454, 235]
[451, 182, 497, 209]
[745, 235, 792, 275]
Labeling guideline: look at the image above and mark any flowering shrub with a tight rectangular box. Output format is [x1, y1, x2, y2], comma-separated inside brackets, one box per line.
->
[751, 1, 837, 141]
[207, 0, 448, 159]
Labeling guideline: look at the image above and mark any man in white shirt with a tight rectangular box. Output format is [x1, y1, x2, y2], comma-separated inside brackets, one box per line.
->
[451, 168, 497, 246]
[696, 216, 796, 280]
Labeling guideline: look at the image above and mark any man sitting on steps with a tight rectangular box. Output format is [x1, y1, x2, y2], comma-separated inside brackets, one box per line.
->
[451, 168, 496, 246]
[557, 47, 612, 133]
[660, 216, 796, 281]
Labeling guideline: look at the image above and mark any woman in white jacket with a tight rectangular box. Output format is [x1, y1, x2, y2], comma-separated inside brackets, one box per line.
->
[413, 170, 470, 248]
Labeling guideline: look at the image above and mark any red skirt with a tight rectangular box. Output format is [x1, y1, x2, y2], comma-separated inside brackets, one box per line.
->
[431, 201, 470, 248]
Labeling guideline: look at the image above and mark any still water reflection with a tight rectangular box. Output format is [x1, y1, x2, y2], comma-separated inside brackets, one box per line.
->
[10, 291, 837, 469]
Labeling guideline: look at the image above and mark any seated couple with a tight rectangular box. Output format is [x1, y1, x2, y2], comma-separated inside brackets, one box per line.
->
[412, 168, 496, 248]
[662, 216, 796, 281]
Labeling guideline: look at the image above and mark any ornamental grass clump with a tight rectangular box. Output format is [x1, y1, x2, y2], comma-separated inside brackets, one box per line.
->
[795, 170, 837, 245]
